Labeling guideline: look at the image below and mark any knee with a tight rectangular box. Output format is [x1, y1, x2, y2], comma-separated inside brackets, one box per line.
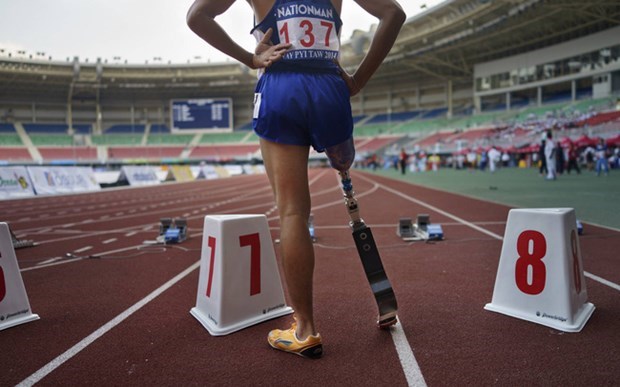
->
[325, 138, 355, 172]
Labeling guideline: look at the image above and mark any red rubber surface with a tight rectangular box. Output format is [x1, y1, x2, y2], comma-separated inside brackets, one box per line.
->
[0, 169, 618, 386]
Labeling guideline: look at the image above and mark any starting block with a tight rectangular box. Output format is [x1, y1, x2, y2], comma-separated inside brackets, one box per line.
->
[0, 223, 40, 330]
[190, 214, 292, 336]
[398, 214, 444, 241]
[159, 218, 187, 244]
[485, 208, 594, 332]
[397, 218, 415, 239]
[9, 225, 35, 249]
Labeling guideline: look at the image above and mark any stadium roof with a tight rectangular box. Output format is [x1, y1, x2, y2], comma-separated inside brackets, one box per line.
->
[349, 0, 620, 87]
[1, 0, 619, 103]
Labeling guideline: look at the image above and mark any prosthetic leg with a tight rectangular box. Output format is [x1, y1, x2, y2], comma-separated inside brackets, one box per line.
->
[338, 170, 398, 328]
[326, 139, 398, 327]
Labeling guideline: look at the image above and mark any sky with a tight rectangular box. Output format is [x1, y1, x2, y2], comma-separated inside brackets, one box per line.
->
[0, 0, 444, 65]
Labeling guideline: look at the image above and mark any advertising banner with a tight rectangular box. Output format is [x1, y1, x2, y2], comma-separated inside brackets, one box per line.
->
[118, 166, 160, 186]
[0, 166, 35, 199]
[27, 166, 101, 195]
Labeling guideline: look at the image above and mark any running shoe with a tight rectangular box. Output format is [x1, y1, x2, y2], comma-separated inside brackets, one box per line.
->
[267, 322, 323, 359]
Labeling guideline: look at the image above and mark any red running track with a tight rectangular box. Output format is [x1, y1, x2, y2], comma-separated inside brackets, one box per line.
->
[0, 169, 618, 386]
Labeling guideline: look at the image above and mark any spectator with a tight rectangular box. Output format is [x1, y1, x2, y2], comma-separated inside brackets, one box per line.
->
[539, 139, 547, 176]
[555, 142, 565, 175]
[544, 131, 556, 180]
[584, 146, 595, 170]
[399, 148, 408, 174]
[566, 142, 581, 174]
[479, 150, 488, 171]
[429, 153, 440, 171]
[595, 137, 610, 176]
[488, 146, 501, 173]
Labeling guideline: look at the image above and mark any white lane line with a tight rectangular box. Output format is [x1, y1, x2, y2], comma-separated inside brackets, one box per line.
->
[102, 238, 117, 244]
[22, 257, 84, 272]
[23, 239, 157, 272]
[17, 261, 200, 387]
[74, 246, 93, 253]
[391, 322, 427, 387]
[378, 182, 503, 240]
[125, 231, 138, 237]
[363, 174, 620, 292]
[335, 174, 425, 387]
[355, 172, 620, 386]
[585, 272, 620, 291]
[37, 257, 63, 266]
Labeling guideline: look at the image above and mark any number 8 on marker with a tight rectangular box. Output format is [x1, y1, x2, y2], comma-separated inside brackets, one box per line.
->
[0, 251, 6, 302]
[515, 230, 547, 295]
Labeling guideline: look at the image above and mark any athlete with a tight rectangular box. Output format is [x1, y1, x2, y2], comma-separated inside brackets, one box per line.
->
[187, 0, 406, 358]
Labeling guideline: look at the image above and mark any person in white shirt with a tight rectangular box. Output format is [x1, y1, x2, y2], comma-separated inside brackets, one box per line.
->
[487, 146, 501, 173]
[544, 131, 556, 180]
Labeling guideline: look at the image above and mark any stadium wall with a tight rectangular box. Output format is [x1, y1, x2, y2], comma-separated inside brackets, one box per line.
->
[474, 26, 620, 112]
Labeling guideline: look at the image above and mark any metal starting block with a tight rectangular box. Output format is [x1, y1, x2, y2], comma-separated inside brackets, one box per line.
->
[398, 214, 444, 241]
[159, 218, 188, 244]
[397, 218, 415, 239]
[8, 225, 35, 249]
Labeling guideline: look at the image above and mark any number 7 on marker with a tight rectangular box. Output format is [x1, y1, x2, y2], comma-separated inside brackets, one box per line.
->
[205, 233, 261, 298]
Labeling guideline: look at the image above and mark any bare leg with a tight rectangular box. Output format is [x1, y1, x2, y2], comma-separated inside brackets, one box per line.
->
[260, 138, 317, 340]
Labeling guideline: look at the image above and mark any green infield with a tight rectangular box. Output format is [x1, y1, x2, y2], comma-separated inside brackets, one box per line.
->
[368, 166, 620, 230]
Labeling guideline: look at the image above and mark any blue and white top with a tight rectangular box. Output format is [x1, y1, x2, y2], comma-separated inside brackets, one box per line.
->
[251, 0, 342, 72]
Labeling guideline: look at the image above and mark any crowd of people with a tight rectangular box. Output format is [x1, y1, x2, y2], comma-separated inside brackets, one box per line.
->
[536, 133, 615, 179]
[355, 132, 619, 177]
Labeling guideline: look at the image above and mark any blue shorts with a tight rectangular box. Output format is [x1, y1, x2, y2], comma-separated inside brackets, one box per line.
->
[252, 70, 353, 152]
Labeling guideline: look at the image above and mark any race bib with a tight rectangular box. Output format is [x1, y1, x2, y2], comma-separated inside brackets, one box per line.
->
[277, 16, 339, 61]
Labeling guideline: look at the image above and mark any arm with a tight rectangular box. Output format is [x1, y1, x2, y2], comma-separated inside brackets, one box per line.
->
[186, 0, 291, 69]
[341, 0, 406, 95]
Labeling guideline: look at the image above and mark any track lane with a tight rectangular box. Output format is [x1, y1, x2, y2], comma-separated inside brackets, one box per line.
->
[0, 169, 617, 386]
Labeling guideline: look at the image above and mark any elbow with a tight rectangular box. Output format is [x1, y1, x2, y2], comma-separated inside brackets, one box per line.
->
[186, 2, 213, 33]
[186, 5, 201, 33]
[377, 3, 406, 29]
[392, 6, 407, 27]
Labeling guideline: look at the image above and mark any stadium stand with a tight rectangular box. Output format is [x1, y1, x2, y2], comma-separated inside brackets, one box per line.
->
[0, 123, 16, 133]
[108, 146, 185, 160]
[0, 1, 618, 167]
[38, 147, 98, 162]
[0, 147, 32, 162]
[188, 144, 260, 161]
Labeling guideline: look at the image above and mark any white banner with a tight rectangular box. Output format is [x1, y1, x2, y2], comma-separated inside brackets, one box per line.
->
[118, 166, 160, 186]
[224, 165, 244, 176]
[27, 166, 101, 195]
[196, 165, 219, 180]
[0, 166, 36, 199]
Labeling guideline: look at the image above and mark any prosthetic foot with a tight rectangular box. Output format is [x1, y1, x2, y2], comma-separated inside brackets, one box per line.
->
[338, 170, 398, 328]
